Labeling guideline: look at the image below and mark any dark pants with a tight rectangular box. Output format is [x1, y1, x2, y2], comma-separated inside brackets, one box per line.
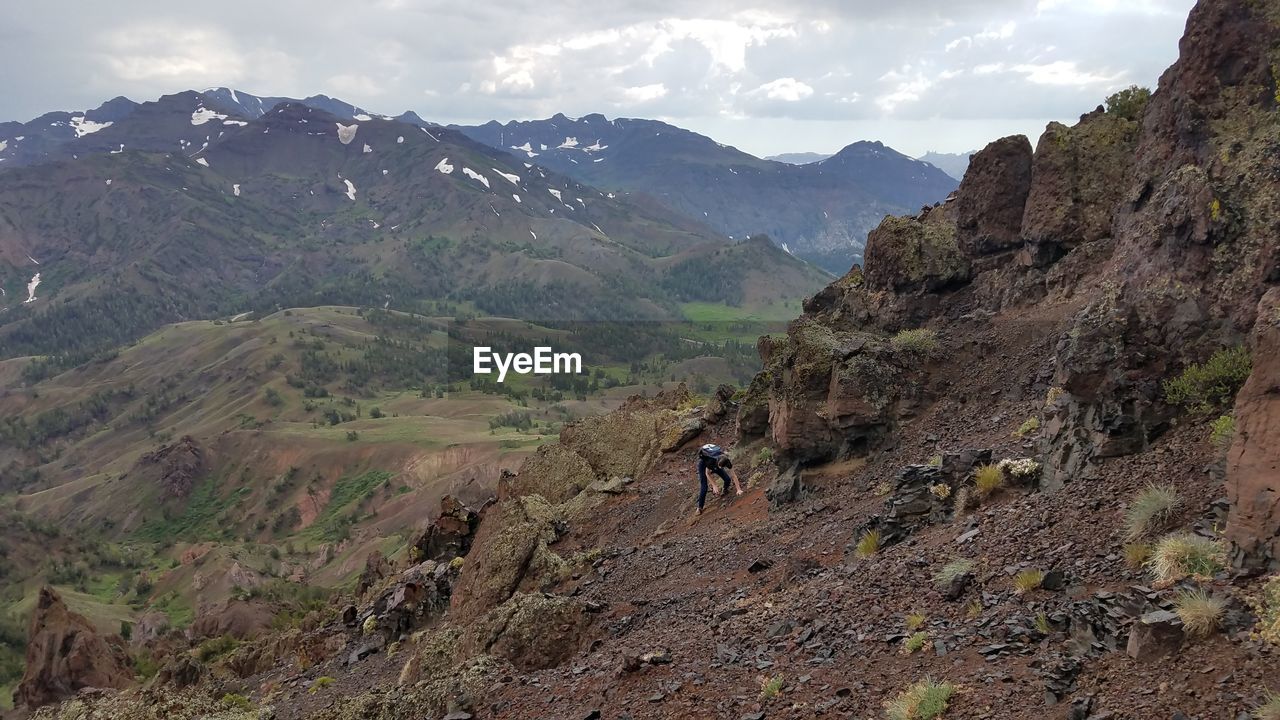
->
[697, 457, 732, 510]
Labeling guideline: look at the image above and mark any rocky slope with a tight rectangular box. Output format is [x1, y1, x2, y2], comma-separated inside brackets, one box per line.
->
[8, 0, 1280, 717]
[457, 116, 959, 273]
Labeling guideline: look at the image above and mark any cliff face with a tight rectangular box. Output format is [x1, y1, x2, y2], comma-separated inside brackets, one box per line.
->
[744, 0, 1280, 565]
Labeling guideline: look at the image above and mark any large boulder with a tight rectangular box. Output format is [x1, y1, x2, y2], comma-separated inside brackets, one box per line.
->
[1020, 109, 1141, 267]
[1225, 288, 1280, 569]
[16, 587, 135, 710]
[955, 135, 1033, 257]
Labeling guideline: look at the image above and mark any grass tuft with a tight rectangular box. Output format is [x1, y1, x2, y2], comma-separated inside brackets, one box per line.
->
[309, 676, 335, 694]
[890, 328, 940, 358]
[1124, 542, 1152, 569]
[884, 678, 955, 720]
[1124, 484, 1181, 541]
[1249, 575, 1280, 646]
[906, 613, 927, 630]
[1256, 692, 1280, 720]
[1013, 569, 1045, 594]
[855, 529, 882, 558]
[932, 559, 974, 588]
[1034, 612, 1052, 634]
[974, 464, 1004, 498]
[1174, 589, 1226, 637]
[1149, 533, 1226, 584]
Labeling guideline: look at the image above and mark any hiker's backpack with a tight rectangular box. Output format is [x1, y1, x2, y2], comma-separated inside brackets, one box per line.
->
[699, 444, 723, 461]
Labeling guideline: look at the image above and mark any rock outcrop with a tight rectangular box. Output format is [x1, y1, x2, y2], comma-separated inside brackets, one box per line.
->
[16, 587, 135, 710]
[1226, 288, 1280, 568]
[132, 435, 205, 499]
[955, 135, 1033, 258]
[411, 495, 486, 563]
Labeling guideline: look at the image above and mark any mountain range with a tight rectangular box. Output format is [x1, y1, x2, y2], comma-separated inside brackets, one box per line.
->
[455, 115, 959, 272]
[0, 90, 828, 359]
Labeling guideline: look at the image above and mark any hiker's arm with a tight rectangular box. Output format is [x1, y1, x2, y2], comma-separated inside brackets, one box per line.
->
[728, 468, 743, 495]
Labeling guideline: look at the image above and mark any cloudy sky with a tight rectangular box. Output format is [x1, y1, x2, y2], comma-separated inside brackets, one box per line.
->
[2, 0, 1195, 157]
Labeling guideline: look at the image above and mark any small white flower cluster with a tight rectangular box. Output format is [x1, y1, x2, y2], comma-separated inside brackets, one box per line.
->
[997, 458, 1041, 478]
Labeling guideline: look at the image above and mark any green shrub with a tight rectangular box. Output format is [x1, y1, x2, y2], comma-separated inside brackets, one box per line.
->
[1247, 574, 1280, 646]
[902, 631, 928, 655]
[1163, 347, 1252, 414]
[905, 613, 926, 631]
[1174, 589, 1225, 636]
[221, 693, 252, 710]
[1104, 85, 1152, 120]
[195, 635, 240, 662]
[1149, 534, 1226, 584]
[1210, 415, 1236, 447]
[890, 328, 939, 358]
[932, 559, 974, 588]
[884, 678, 955, 720]
[759, 674, 784, 700]
[1124, 484, 1181, 541]
[309, 676, 336, 693]
[1013, 416, 1040, 438]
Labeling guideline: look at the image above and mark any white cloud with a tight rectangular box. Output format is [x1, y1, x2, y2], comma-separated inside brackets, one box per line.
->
[1011, 60, 1122, 86]
[623, 83, 668, 102]
[753, 77, 814, 102]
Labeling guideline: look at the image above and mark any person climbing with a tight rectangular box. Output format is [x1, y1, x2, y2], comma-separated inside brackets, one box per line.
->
[695, 443, 743, 515]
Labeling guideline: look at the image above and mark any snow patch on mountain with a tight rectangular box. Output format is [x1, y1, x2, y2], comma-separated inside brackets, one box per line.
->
[223, 119, 248, 127]
[0, 140, 6, 153]
[421, 127, 439, 142]
[462, 168, 490, 187]
[353, 114, 372, 122]
[558, 137, 579, 149]
[69, 116, 113, 137]
[584, 141, 608, 152]
[191, 105, 227, 125]
[195, 158, 209, 167]
[397, 136, 404, 144]
[435, 158, 454, 174]
[23, 273, 40, 303]
[343, 178, 357, 200]
[493, 169, 520, 185]
[363, 143, 373, 153]
[512, 194, 521, 203]
[512, 142, 538, 157]
[548, 188, 562, 201]
[336, 123, 359, 145]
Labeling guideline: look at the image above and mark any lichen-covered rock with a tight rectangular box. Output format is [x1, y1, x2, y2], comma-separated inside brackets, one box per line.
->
[17, 587, 135, 710]
[461, 593, 589, 671]
[955, 135, 1033, 257]
[1226, 288, 1280, 569]
[506, 444, 596, 505]
[1021, 109, 1141, 267]
[863, 201, 968, 293]
[31, 688, 273, 720]
[449, 495, 566, 621]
